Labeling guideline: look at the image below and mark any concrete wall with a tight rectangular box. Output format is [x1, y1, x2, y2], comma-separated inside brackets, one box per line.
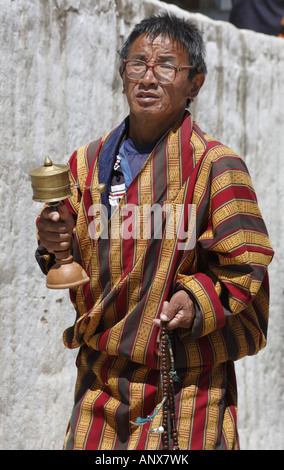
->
[1, 0, 283, 450]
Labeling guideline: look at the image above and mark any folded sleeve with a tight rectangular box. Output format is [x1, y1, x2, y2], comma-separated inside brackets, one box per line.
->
[35, 242, 56, 275]
[175, 149, 274, 360]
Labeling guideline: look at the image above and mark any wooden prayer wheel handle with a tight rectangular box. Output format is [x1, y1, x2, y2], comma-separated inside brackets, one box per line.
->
[46, 204, 90, 290]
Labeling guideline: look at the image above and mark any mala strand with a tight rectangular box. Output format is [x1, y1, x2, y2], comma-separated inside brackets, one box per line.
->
[160, 322, 179, 450]
[130, 322, 179, 450]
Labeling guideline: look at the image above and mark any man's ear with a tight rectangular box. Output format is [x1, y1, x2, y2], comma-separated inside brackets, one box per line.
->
[119, 67, 126, 94]
[187, 73, 205, 99]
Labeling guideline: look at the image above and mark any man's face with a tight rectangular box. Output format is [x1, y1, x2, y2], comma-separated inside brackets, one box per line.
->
[121, 34, 200, 123]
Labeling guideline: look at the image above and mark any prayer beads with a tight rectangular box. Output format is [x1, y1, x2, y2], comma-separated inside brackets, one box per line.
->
[159, 322, 179, 450]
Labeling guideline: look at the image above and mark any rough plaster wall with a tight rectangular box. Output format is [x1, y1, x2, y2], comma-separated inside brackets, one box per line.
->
[0, 0, 283, 450]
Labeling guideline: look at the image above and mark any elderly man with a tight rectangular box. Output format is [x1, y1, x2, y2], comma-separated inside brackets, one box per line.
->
[36, 14, 273, 450]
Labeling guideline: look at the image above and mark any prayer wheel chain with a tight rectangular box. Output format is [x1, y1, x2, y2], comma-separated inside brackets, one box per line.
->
[160, 323, 179, 450]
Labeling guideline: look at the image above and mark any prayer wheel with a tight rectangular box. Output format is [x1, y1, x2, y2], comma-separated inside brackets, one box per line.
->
[29, 156, 90, 290]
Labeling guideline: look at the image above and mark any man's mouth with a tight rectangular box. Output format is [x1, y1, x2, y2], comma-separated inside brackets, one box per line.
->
[136, 92, 159, 103]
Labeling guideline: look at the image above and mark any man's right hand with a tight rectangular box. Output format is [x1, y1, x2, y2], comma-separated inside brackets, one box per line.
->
[36, 203, 75, 260]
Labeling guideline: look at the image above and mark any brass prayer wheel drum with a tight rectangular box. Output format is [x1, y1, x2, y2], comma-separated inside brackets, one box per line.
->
[29, 156, 72, 203]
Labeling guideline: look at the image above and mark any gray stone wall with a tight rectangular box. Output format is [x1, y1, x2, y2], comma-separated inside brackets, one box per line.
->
[0, 0, 283, 450]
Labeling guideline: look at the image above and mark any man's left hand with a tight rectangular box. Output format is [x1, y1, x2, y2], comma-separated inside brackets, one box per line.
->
[153, 290, 195, 331]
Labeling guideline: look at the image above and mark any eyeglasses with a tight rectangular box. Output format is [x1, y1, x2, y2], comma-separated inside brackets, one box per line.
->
[123, 59, 198, 84]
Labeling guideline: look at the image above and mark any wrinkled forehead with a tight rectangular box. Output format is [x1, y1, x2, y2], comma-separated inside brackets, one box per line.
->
[127, 33, 189, 61]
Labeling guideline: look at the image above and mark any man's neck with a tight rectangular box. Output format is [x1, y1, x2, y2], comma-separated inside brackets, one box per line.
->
[128, 110, 186, 145]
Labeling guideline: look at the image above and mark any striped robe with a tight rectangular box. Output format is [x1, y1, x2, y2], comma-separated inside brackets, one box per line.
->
[39, 113, 273, 450]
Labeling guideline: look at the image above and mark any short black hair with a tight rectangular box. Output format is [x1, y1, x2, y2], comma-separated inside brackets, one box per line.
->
[119, 13, 207, 81]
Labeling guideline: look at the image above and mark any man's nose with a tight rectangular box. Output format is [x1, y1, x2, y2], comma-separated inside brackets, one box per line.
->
[140, 65, 159, 85]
